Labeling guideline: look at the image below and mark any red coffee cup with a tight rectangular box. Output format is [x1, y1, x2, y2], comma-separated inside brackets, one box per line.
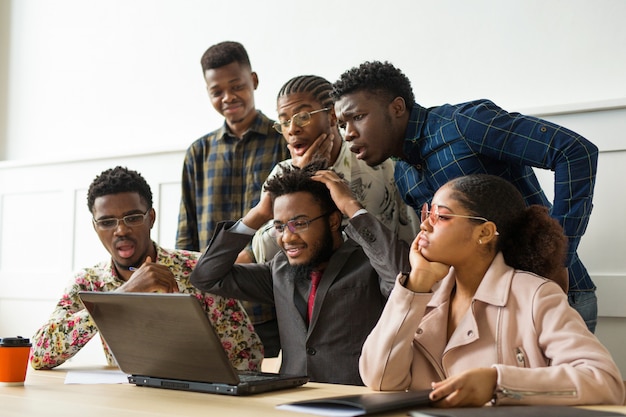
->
[0, 336, 32, 386]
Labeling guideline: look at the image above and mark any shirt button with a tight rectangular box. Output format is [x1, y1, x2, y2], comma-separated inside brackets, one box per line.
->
[414, 164, 422, 170]
[467, 330, 474, 337]
[540, 126, 548, 133]
[306, 347, 317, 355]
[417, 328, 423, 335]
[360, 228, 376, 243]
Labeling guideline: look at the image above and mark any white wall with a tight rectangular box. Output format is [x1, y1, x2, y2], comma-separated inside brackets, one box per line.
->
[2, 0, 626, 161]
[1, 0, 626, 371]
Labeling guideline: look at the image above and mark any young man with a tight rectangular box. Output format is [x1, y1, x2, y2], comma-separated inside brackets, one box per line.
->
[190, 160, 411, 386]
[251, 74, 420, 262]
[176, 41, 288, 357]
[30, 167, 263, 371]
[332, 60, 599, 332]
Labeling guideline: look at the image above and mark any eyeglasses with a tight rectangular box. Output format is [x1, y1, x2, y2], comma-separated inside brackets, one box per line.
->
[268, 212, 331, 237]
[421, 203, 498, 234]
[272, 108, 330, 134]
[93, 210, 150, 230]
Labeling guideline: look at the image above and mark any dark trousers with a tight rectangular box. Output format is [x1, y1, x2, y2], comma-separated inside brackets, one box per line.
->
[254, 318, 281, 358]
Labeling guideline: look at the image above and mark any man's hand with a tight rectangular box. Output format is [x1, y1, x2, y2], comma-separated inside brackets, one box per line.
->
[311, 169, 362, 217]
[117, 256, 179, 293]
[429, 368, 497, 408]
[289, 132, 334, 168]
[242, 189, 274, 230]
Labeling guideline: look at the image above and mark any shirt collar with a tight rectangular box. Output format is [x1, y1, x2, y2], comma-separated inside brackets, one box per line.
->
[216, 110, 273, 141]
[428, 252, 513, 308]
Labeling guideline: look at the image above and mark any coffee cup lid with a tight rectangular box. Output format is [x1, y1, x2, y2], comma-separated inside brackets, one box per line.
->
[0, 336, 32, 347]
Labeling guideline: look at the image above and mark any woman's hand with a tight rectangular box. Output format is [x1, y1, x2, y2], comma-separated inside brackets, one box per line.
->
[429, 368, 497, 408]
[405, 236, 450, 292]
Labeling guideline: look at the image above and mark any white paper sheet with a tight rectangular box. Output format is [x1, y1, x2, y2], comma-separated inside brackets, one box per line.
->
[64, 369, 128, 384]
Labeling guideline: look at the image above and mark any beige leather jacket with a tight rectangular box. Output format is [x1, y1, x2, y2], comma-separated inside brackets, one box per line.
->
[359, 253, 625, 405]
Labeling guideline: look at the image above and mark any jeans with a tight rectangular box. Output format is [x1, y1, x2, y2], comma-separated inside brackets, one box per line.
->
[568, 290, 598, 333]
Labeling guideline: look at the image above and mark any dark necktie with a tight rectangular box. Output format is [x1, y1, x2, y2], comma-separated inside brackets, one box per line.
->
[307, 270, 322, 324]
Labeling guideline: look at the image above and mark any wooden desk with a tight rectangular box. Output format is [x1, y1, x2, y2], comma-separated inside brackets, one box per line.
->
[2, 365, 626, 417]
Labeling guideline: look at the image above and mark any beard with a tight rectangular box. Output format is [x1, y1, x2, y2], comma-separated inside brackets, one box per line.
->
[285, 226, 334, 284]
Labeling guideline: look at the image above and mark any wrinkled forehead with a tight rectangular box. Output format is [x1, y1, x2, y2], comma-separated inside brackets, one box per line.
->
[334, 90, 385, 118]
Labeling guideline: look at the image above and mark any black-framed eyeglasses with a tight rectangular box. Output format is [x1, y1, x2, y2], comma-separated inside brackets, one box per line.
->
[268, 212, 331, 237]
[92, 210, 150, 230]
[421, 203, 499, 234]
[272, 108, 330, 134]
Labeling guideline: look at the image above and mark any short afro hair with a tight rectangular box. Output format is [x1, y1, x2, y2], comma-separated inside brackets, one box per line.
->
[87, 166, 153, 214]
[332, 61, 415, 108]
[264, 159, 340, 216]
[200, 41, 251, 74]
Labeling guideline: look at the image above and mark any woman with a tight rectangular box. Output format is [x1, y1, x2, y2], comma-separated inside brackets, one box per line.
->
[359, 174, 624, 407]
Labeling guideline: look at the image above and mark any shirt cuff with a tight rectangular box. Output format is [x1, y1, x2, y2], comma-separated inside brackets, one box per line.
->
[231, 219, 257, 235]
[352, 208, 368, 218]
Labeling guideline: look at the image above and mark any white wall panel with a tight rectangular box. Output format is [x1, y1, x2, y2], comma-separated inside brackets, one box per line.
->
[157, 182, 183, 250]
[1, 191, 65, 271]
[72, 187, 110, 271]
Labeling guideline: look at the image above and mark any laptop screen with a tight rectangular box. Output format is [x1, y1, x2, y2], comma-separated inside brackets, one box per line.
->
[78, 291, 241, 385]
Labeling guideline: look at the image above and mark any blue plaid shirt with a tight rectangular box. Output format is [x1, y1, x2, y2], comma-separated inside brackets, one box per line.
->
[395, 99, 598, 292]
[177, 111, 290, 323]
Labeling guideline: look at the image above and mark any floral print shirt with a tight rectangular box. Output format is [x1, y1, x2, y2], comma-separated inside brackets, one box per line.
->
[30, 243, 263, 371]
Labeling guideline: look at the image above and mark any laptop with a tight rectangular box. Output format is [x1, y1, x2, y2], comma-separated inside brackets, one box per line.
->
[78, 291, 309, 395]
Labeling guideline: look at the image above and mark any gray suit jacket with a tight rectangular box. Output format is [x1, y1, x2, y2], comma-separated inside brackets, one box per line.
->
[190, 212, 410, 385]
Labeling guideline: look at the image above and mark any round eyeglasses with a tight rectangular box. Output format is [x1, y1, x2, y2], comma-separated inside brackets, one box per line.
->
[93, 210, 150, 230]
[421, 203, 499, 234]
[268, 212, 331, 237]
[273, 108, 330, 134]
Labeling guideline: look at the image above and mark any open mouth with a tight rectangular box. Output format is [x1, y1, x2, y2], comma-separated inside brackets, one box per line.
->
[116, 241, 136, 259]
[350, 145, 365, 159]
[290, 141, 310, 156]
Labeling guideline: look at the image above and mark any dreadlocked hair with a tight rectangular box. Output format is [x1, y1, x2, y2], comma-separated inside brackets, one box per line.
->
[278, 75, 334, 110]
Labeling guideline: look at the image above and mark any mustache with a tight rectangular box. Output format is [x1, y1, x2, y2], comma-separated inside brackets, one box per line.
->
[114, 237, 136, 246]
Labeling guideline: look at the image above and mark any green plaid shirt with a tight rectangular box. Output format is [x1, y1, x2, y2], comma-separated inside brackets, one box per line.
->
[176, 111, 289, 323]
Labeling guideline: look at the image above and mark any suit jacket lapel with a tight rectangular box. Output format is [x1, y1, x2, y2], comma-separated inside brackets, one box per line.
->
[307, 240, 360, 332]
